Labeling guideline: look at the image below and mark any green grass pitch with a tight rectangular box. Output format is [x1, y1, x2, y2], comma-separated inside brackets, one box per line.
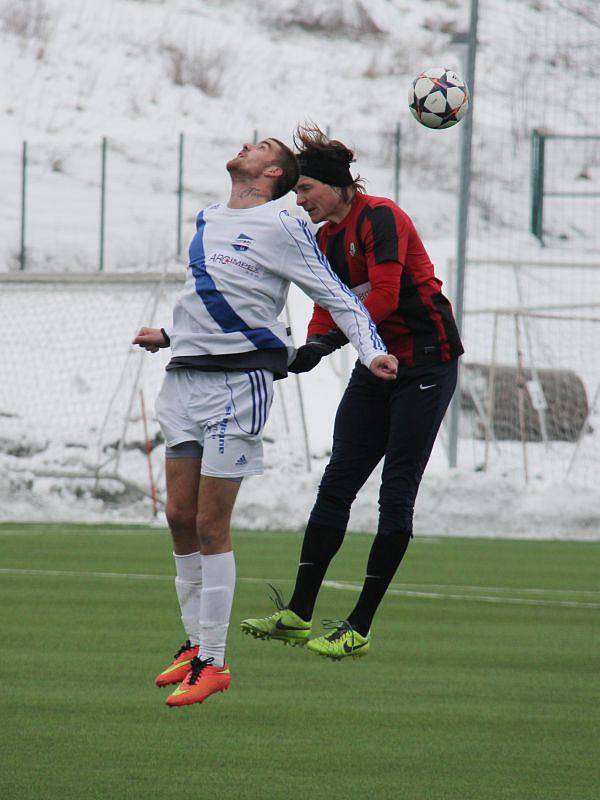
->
[1, 523, 598, 800]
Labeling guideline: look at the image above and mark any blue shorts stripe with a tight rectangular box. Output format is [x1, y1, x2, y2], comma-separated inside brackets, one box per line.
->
[259, 370, 268, 430]
[246, 371, 256, 434]
[254, 370, 264, 432]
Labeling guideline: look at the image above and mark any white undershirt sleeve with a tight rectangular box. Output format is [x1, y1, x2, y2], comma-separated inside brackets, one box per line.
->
[275, 212, 386, 368]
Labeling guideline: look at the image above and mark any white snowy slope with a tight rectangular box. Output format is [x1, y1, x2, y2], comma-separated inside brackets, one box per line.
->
[0, 0, 599, 538]
[0, 0, 469, 270]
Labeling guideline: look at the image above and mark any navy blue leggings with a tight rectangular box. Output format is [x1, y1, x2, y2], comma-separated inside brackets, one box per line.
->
[309, 358, 458, 536]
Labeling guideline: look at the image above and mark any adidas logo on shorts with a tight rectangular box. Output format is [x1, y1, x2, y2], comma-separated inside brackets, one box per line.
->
[235, 454, 248, 466]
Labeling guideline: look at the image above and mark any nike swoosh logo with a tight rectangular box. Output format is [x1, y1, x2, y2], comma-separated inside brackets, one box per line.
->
[275, 619, 308, 631]
[170, 686, 190, 696]
[162, 659, 192, 675]
[419, 383, 437, 390]
[343, 641, 369, 654]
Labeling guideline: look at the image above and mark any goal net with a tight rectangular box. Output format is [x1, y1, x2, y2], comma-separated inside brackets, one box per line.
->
[458, 259, 600, 486]
[0, 272, 311, 516]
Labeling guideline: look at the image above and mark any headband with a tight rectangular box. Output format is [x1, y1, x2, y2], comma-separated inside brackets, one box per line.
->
[296, 150, 354, 187]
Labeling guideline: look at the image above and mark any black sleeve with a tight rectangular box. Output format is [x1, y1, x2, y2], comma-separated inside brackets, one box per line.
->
[288, 330, 348, 375]
[309, 328, 348, 350]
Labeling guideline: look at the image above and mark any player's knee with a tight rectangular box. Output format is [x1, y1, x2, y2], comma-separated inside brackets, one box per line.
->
[377, 502, 414, 539]
[196, 509, 228, 551]
[165, 500, 196, 535]
[310, 484, 356, 528]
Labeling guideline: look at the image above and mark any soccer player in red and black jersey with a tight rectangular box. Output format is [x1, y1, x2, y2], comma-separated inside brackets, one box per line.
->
[241, 124, 463, 659]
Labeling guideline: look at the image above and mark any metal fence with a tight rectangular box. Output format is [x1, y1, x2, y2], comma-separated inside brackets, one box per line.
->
[447, 0, 600, 483]
[7, 126, 404, 273]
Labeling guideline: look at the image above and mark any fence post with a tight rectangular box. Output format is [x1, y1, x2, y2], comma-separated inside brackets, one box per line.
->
[530, 129, 545, 246]
[20, 140, 28, 271]
[177, 132, 184, 257]
[447, 0, 479, 469]
[394, 122, 401, 205]
[99, 136, 107, 272]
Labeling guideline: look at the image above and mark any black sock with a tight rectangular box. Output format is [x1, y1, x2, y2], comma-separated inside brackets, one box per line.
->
[347, 530, 411, 636]
[287, 521, 346, 621]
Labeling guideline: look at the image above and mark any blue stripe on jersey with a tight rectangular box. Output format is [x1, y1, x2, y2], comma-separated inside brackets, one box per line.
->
[190, 212, 286, 350]
[296, 218, 385, 353]
[279, 212, 385, 355]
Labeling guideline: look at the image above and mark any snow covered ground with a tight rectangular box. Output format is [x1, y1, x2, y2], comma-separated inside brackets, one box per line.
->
[1, 276, 598, 539]
[3, 432, 600, 540]
[1, 0, 599, 537]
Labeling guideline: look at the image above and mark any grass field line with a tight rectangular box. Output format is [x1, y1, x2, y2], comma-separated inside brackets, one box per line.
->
[0, 527, 164, 537]
[0, 528, 443, 542]
[1, 567, 599, 609]
[0, 567, 170, 581]
[388, 581, 600, 596]
[322, 580, 600, 609]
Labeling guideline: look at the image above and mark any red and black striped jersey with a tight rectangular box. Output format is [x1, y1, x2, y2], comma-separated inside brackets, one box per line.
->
[307, 192, 464, 367]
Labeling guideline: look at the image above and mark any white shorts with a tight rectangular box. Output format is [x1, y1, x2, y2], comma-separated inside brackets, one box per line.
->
[155, 368, 274, 479]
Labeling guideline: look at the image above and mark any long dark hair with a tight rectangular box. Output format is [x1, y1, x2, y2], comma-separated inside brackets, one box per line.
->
[293, 122, 365, 201]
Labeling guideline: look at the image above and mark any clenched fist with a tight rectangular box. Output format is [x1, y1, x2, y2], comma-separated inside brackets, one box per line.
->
[369, 354, 398, 380]
[132, 327, 170, 353]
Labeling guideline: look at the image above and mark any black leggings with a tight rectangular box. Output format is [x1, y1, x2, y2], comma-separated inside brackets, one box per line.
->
[309, 358, 458, 536]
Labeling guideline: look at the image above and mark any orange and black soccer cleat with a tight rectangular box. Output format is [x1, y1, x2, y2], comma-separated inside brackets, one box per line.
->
[166, 656, 230, 707]
[155, 640, 199, 687]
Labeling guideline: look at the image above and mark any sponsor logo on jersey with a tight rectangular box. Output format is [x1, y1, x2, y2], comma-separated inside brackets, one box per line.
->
[349, 241, 356, 256]
[232, 233, 254, 252]
[208, 252, 261, 277]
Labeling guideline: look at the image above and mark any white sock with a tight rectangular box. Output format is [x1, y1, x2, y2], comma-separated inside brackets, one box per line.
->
[174, 551, 203, 647]
[198, 551, 236, 668]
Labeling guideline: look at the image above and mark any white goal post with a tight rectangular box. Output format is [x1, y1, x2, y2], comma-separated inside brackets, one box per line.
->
[454, 257, 600, 486]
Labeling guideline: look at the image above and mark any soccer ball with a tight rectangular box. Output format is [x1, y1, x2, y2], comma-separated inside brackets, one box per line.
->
[408, 67, 469, 129]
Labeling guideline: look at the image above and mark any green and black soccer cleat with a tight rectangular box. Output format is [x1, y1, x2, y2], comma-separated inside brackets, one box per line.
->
[240, 584, 312, 646]
[306, 619, 370, 660]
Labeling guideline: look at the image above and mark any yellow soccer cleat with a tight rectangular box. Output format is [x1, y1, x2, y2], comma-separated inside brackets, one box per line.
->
[240, 584, 311, 646]
[306, 620, 370, 660]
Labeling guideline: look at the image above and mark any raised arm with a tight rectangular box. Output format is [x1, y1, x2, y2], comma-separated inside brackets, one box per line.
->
[276, 212, 395, 376]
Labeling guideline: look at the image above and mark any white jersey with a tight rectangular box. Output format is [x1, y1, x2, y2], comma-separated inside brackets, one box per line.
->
[165, 201, 385, 368]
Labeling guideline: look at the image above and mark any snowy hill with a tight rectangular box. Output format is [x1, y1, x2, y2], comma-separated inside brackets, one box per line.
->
[1, 0, 469, 270]
[2, 0, 599, 268]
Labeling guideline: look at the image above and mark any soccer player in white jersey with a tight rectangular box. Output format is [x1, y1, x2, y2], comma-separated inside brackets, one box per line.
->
[133, 136, 398, 707]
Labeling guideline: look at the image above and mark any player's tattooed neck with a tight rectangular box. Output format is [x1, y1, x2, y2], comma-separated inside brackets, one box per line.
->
[237, 186, 270, 200]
